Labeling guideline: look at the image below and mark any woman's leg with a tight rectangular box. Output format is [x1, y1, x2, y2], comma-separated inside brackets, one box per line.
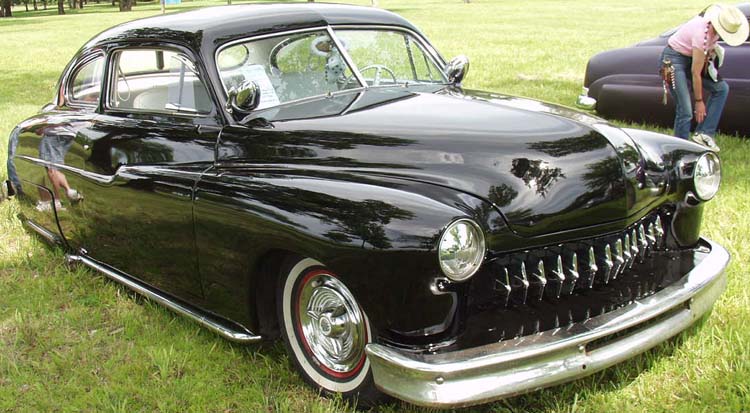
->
[695, 79, 728, 136]
[670, 66, 693, 139]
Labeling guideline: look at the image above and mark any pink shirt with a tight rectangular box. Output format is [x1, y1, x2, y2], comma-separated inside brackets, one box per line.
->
[668, 15, 719, 56]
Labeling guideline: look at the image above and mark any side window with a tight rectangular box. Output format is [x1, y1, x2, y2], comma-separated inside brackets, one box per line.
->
[109, 49, 213, 115]
[69, 56, 105, 104]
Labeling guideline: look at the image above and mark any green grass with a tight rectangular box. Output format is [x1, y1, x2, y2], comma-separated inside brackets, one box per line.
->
[1, 0, 749, 412]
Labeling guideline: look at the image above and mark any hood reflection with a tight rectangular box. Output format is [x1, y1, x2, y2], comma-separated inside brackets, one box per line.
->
[221, 87, 633, 237]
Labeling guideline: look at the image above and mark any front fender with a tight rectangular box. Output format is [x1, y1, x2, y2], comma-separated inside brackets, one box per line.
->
[193, 168, 504, 345]
[624, 128, 714, 247]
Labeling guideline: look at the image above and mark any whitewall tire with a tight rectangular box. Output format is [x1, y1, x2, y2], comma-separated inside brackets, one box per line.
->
[277, 257, 382, 403]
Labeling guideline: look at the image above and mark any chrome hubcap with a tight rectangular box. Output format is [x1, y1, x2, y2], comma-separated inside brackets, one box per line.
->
[298, 274, 366, 374]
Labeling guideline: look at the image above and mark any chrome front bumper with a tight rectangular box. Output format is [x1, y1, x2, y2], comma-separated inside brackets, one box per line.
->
[365, 238, 729, 408]
[576, 86, 597, 110]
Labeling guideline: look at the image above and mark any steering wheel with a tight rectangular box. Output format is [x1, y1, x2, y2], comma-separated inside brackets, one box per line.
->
[349, 64, 398, 86]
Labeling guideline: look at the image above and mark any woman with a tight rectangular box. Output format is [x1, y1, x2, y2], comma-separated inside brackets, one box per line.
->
[660, 4, 748, 151]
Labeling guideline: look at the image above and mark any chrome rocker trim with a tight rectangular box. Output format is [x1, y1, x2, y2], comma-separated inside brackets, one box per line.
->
[23, 219, 64, 245]
[365, 238, 729, 408]
[66, 253, 262, 344]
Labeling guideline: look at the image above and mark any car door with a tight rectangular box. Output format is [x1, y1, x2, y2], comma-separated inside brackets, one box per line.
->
[60, 45, 221, 302]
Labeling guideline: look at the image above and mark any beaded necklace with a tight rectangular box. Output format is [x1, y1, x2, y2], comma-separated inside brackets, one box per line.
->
[703, 22, 710, 55]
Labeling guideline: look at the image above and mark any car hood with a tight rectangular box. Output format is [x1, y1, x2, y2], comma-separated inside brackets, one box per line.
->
[223, 87, 650, 237]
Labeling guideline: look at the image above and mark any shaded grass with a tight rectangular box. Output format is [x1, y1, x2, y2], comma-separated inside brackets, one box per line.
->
[1, 0, 749, 412]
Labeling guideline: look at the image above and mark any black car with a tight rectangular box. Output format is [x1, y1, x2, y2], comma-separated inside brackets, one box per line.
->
[6, 4, 729, 408]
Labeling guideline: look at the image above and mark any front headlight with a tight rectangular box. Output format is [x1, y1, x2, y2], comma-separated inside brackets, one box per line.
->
[694, 152, 721, 201]
[438, 219, 485, 282]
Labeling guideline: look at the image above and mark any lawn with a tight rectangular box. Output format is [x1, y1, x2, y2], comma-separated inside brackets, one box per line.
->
[1, 0, 749, 412]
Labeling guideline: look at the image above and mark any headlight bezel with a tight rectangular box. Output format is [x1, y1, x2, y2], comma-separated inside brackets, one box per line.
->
[437, 218, 486, 282]
[693, 152, 721, 201]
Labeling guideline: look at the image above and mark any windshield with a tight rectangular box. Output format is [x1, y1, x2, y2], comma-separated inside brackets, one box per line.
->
[216, 28, 447, 110]
[333, 29, 446, 87]
[217, 30, 359, 110]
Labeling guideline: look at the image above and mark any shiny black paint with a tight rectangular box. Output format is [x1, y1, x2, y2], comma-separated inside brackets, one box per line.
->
[194, 169, 463, 337]
[229, 88, 686, 239]
[6, 4, 715, 350]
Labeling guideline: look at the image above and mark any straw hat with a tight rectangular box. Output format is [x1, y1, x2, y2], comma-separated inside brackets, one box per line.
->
[706, 4, 749, 46]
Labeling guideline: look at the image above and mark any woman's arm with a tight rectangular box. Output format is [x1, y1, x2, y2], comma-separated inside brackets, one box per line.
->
[691, 47, 707, 123]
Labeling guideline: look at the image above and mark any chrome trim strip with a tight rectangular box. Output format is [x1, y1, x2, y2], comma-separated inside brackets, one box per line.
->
[17, 155, 114, 185]
[67, 254, 262, 344]
[17, 156, 207, 187]
[326, 26, 366, 87]
[23, 219, 63, 245]
[365, 238, 729, 408]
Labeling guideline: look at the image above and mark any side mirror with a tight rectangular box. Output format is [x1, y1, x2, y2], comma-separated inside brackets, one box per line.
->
[445, 55, 470, 85]
[226, 80, 260, 114]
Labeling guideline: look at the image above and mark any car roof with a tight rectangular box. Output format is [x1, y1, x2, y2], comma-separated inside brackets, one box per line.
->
[83, 3, 421, 52]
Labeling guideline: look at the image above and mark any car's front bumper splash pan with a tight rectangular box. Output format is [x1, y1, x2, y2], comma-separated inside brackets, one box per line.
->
[365, 238, 729, 408]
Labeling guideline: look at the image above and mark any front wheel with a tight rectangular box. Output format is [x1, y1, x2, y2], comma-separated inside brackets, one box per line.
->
[277, 257, 384, 405]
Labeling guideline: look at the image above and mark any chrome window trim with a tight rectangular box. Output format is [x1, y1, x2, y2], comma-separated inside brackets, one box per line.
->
[326, 26, 366, 87]
[213, 24, 448, 114]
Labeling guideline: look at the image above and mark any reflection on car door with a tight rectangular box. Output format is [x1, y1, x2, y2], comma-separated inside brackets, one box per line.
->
[59, 46, 222, 303]
[61, 113, 219, 302]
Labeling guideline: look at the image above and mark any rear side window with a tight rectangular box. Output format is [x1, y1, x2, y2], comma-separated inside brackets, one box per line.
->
[109, 49, 213, 115]
[69, 56, 105, 104]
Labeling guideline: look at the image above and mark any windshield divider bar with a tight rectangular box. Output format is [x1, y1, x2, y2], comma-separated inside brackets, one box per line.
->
[326, 26, 368, 89]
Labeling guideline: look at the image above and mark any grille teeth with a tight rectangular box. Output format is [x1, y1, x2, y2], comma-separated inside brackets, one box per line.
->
[637, 224, 649, 260]
[562, 251, 579, 295]
[493, 267, 511, 308]
[527, 259, 547, 302]
[622, 233, 633, 269]
[489, 211, 669, 308]
[515, 323, 525, 338]
[612, 239, 625, 280]
[509, 261, 529, 306]
[598, 244, 614, 284]
[582, 246, 598, 289]
[629, 229, 639, 264]
[546, 255, 565, 299]
[654, 215, 665, 248]
[645, 223, 657, 246]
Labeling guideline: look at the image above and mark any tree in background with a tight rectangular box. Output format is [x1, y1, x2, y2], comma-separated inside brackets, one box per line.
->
[57, 0, 63, 14]
[119, 0, 131, 11]
[1, 0, 12, 16]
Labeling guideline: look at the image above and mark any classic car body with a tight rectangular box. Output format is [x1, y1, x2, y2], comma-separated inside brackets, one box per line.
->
[576, 3, 750, 136]
[6, 4, 729, 408]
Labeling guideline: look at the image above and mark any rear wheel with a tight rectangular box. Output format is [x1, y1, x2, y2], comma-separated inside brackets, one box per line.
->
[277, 257, 383, 405]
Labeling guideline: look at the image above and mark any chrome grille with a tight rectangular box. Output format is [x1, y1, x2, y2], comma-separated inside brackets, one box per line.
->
[490, 211, 669, 308]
